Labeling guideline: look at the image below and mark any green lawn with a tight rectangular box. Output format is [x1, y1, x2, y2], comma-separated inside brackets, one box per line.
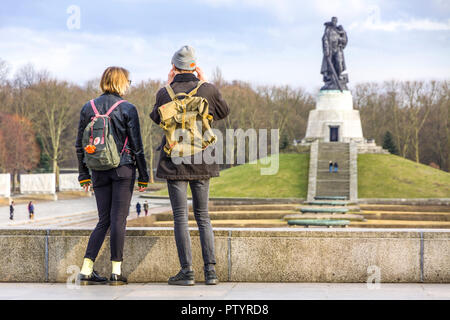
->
[155, 153, 310, 198]
[153, 152, 450, 199]
[358, 154, 450, 198]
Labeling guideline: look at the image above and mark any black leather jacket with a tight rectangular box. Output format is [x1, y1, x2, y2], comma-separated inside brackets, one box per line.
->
[75, 92, 149, 185]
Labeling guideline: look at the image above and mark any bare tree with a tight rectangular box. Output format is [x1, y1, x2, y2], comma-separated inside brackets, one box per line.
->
[0, 58, 10, 85]
[127, 80, 164, 183]
[0, 113, 40, 191]
[28, 80, 79, 188]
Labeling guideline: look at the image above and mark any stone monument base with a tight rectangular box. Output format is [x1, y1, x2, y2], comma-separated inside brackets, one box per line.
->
[304, 90, 364, 143]
[300, 90, 388, 154]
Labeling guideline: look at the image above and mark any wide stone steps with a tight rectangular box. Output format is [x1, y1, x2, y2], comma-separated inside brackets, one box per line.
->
[305, 200, 350, 206]
[124, 200, 450, 229]
[150, 217, 450, 229]
[284, 213, 364, 221]
[361, 210, 450, 221]
[153, 210, 297, 221]
[152, 219, 288, 228]
[208, 204, 299, 211]
[350, 219, 450, 228]
[315, 196, 348, 200]
[288, 219, 350, 227]
[300, 207, 349, 214]
[360, 204, 450, 213]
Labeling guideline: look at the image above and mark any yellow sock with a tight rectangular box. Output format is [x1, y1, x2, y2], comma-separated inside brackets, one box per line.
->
[112, 261, 122, 275]
[80, 258, 94, 275]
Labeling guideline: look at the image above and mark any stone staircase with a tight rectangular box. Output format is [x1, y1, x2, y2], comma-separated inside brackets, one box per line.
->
[128, 199, 366, 228]
[128, 203, 301, 228]
[285, 196, 365, 228]
[354, 204, 450, 228]
[315, 142, 350, 198]
[126, 199, 450, 229]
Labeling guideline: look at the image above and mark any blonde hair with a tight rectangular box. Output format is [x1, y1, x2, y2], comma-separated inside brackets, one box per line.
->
[100, 66, 130, 96]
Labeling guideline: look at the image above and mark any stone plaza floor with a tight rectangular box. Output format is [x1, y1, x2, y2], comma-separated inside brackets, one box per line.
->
[0, 282, 448, 300]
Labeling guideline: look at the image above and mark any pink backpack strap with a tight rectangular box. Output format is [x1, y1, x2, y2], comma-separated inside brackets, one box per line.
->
[121, 136, 129, 154]
[105, 100, 127, 117]
[90, 99, 100, 115]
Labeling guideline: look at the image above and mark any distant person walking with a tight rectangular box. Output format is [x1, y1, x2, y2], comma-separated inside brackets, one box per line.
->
[150, 45, 230, 286]
[333, 161, 339, 173]
[136, 202, 141, 217]
[143, 200, 149, 216]
[9, 201, 14, 220]
[75, 66, 149, 286]
[28, 201, 35, 220]
[329, 161, 333, 173]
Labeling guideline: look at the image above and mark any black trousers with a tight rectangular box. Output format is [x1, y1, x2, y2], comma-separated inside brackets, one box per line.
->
[84, 164, 135, 262]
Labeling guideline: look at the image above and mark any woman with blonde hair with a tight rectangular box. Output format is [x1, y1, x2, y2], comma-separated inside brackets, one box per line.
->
[75, 66, 149, 285]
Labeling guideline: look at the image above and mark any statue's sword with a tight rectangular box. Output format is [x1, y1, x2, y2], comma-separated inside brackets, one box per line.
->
[326, 55, 343, 92]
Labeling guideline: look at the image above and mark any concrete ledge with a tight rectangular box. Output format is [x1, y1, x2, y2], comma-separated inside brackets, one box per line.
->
[0, 227, 448, 283]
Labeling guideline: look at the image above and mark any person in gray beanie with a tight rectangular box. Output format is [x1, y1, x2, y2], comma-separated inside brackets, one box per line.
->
[150, 45, 230, 286]
[171, 45, 197, 71]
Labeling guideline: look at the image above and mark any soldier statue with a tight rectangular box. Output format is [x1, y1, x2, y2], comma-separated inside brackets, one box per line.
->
[320, 17, 348, 91]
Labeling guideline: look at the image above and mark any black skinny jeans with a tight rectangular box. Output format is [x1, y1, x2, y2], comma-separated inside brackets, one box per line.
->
[84, 164, 135, 262]
[167, 179, 216, 272]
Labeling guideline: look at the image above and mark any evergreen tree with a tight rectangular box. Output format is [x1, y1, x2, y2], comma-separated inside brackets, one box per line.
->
[382, 131, 398, 155]
[280, 133, 290, 150]
[36, 134, 51, 172]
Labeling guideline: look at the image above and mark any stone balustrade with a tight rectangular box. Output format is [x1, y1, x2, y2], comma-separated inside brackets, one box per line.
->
[0, 227, 448, 283]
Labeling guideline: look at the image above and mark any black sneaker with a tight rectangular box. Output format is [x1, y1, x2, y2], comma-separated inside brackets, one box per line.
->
[109, 273, 128, 286]
[168, 269, 195, 286]
[205, 270, 219, 285]
[78, 270, 108, 285]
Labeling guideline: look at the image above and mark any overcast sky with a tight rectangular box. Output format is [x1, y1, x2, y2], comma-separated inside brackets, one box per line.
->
[1, 0, 449, 91]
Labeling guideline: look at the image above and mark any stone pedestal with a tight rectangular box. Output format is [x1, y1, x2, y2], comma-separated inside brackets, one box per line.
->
[304, 90, 364, 144]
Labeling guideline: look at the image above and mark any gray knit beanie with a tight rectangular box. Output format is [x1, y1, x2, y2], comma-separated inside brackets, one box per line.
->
[171, 45, 197, 71]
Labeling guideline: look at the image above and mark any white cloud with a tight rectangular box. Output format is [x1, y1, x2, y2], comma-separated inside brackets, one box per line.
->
[0, 26, 251, 86]
[349, 5, 450, 31]
[196, 0, 300, 23]
[199, 0, 450, 32]
[198, 0, 380, 24]
[312, 0, 373, 20]
[0, 27, 175, 84]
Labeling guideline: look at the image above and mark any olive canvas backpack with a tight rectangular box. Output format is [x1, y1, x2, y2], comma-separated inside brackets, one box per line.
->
[158, 81, 216, 157]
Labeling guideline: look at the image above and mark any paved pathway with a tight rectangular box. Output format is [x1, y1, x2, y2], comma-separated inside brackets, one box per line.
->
[0, 283, 448, 300]
[0, 195, 172, 227]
